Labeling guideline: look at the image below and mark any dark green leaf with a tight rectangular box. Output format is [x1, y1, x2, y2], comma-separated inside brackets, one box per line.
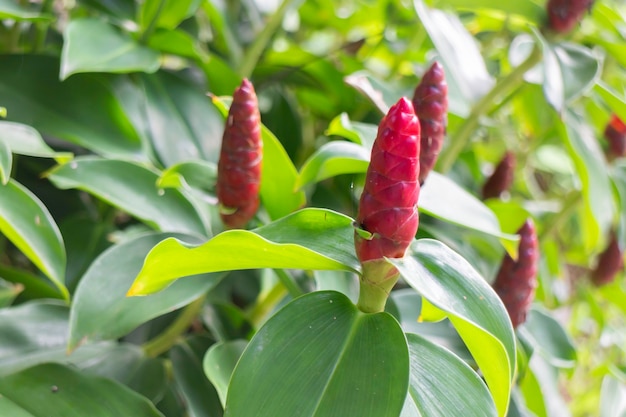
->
[203, 340, 248, 407]
[295, 141, 369, 189]
[47, 157, 207, 236]
[61, 18, 160, 80]
[0, 363, 164, 417]
[69, 233, 222, 349]
[225, 291, 409, 417]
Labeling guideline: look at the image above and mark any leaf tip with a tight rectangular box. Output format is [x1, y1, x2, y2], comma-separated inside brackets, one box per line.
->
[126, 282, 145, 297]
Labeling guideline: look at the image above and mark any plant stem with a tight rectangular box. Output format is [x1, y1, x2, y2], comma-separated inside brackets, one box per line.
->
[238, 0, 298, 78]
[140, 0, 166, 44]
[247, 281, 287, 327]
[32, 0, 54, 52]
[437, 43, 543, 173]
[142, 296, 206, 358]
[538, 191, 583, 242]
[273, 268, 303, 298]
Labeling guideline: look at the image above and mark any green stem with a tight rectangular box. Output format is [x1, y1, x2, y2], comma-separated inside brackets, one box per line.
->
[437, 43, 543, 173]
[32, 0, 54, 52]
[140, 0, 166, 44]
[538, 191, 583, 242]
[247, 282, 287, 327]
[238, 0, 297, 78]
[356, 260, 399, 313]
[142, 296, 205, 358]
[273, 268, 303, 298]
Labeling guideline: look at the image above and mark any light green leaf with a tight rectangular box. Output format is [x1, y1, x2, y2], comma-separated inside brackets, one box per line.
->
[0, 363, 164, 417]
[140, 0, 199, 32]
[61, 18, 160, 80]
[225, 291, 409, 417]
[203, 340, 248, 407]
[128, 208, 358, 295]
[391, 239, 516, 417]
[519, 307, 577, 368]
[69, 233, 222, 349]
[148, 29, 209, 61]
[47, 157, 207, 236]
[401, 333, 497, 417]
[436, 0, 544, 23]
[0, 180, 67, 301]
[0, 0, 52, 21]
[595, 82, 626, 124]
[600, 376, 626, 417]
[0, 139, 10, 184]
[325, 113, 377, 148]
[157, 160, 217, 191]
[211, 96, 305, 219]
[558, 110, 614, 251]
[296, 141, 370, 190]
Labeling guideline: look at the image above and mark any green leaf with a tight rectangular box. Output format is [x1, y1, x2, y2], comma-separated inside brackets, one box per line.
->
[203, 340, 248, 407]
[595, 82, 626, 124]
[158, 160, 217, 191]
[600, 375, 626, 417]
[148, 29, 209, 61]
[391, 239, 516, 417]
[0, 279, 23, 307]
[436, 0, 544, 23]
[225, 291, 409, 417]
[0, 139, 10, 184]
[0, 265, 64, 300]
[170, 340, 223, 417]
[0, 180, 68, 301]
[0, 121, 73, 162]
[0, 363, 164, 417]
[211, 96, 305, 219]
[0, 55, 145, 159]
[343, 71, 399, 114]
[421, 172, 519, 245]
[325, 113, 377, 149]
[0, 0, 53, 21]
[558, 110, 614, 251]
[295, 141, 370, 190]
[401, 333, 497, 417]
[69, 233, 222, 349]
[518, 308, 577, 368]
[128, 208, 358, 295]
[140, 0, 199, 32]
[61, 18, 160, 80]
[47, 157, 207, 236]
[414, 0, 494, 113]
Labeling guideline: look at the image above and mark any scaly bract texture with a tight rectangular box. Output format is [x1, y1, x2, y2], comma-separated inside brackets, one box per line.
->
[492, 219, 538, 328]
[547, 0, 594, 33]
[355, 97, 421, 262]
[216, 79, 262, 229]
[412, 62, 447, 185]
[482, 151, 516, 200]
[604, 114, 626, 159]
[591, 232, 623, 286]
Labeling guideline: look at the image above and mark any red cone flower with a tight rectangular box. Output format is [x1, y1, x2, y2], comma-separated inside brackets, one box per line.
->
[492, 219, 539, 328]
[412, 62, 448, 185]
[604, 114, 626, 158]
[354, 97, 421, 263]
[547, 0, 594, 34]
[216, 79, 262, 229]
[482, 151, 516, 200]
[591, 232, 624, 286]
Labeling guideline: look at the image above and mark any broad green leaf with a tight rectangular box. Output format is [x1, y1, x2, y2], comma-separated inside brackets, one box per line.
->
[0, 363, 164, 417]
[527, 355, 571, 417]
[401, 333, 497, 417]
[170, 339, 223, 417]
[343, 72, 398, 114]
[148, 29, 209, 61]
[314, 270, 359, 304]
[295, 141, 369, 189]
[553, 43, 601, 103]
[121, 72, 223, 167]
[61, 18, 160, 80]
[203, 340, 248, 407]
[76, 0, 135, 21]
[0, 0, 53, 21]
[140, 0, 199, 32]
[391, 239, 516, 416]
[518, 364, 548, 417]
[414, 0, 494, 111]
[47, 157, 207, 236]
[0, 55, 145, 158]
[558, 110, 614, 252]
[0, 180, 68, 301]
[211, 96, 306, 219]
[0, 121, 73, 163]
[128, 208, 358, 295]
[225, 291, 409, 417]
[69, 233, 222, 349]
[519, 308, 576, 368]
[421, 172, 519, 247]
[595, 82, 626, 124]
[0, 265, 64, 300]
[158, 160, 217, 191]
[437, 0, 544, 23]
[325, 113, 377, 149]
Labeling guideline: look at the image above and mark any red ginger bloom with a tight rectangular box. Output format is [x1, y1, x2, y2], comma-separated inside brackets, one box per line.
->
[355, 97, 421, 263]
[604, 114, 626, 159]
[482, 151, 516, 200]
[547, 0, 594, 34]
[216, 79, 262, 229]
[412, 62, 448, 185]
[591, 232, 624, 286]
[492, 219, 539, 328]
